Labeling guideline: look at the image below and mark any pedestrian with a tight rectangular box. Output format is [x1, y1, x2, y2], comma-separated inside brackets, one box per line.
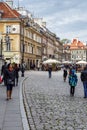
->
[14, 63, 20, 86]
[80, 65, 87, 98]
[63, 68, 68, 82]
[48, 64, 52, 78]
[20, 63, 25, 77]
[5, 63, 15, 100]
[1, 61, 7, 86]
[68, 69, 78, 96]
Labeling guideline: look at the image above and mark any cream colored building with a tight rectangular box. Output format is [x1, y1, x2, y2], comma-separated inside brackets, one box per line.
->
[0, 1, 63, 69]
[70, 38, 87, 63]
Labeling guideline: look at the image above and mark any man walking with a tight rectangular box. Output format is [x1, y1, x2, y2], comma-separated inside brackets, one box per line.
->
[81, 65, 87, 98]
[48, 64, 52, 78]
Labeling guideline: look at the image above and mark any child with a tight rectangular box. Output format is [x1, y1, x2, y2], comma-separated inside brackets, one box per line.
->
[68, 69, 78, 96]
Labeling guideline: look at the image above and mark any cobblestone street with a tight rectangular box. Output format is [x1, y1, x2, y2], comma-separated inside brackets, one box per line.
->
[23, 70, 87, 130]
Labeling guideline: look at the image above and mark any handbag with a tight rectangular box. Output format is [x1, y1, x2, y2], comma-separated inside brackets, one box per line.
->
[7, 79, 14, 85]
[0, 76, 3, 84]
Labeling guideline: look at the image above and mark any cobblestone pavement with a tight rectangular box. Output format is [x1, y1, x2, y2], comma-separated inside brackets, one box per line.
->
[23, 70, 87, 130]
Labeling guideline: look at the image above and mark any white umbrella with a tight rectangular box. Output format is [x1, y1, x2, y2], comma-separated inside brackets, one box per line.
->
[43, 59, 61, 64]
[76, 60, 87, 64]
[62, 61, 72, 64]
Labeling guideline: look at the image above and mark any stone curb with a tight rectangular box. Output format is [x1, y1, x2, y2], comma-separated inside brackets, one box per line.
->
[22, 78, 36, 130]
[19, 77, 30, 130]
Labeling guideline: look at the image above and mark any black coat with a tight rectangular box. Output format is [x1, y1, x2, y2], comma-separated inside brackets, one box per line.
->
[81, 70, 87, 82]
[5, 69, 15, 86]
[15, 67, 20, 78]
[63, 70, 67, 77]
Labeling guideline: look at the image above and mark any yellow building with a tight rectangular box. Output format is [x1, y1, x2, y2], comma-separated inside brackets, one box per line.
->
[0, 2, 42, 69]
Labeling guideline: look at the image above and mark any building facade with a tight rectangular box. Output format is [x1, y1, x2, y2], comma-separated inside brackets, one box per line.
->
[63, 38, 87, 63]
[0, 1, 63, 69]
[70, 38, 87, 63]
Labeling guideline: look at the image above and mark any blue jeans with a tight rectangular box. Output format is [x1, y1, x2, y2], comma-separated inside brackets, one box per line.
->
[83, 81, 87, 97]
[48, 71, 51, 78]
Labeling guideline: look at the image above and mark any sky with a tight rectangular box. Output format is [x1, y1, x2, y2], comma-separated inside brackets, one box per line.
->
[13, 0, 87, 42]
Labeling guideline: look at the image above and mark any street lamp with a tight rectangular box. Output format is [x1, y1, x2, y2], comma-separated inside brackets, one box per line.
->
[21, 19, 31, 77]
[21, 43, 25, 77]
[0, 33, 4, 74]
[4, 33, 11, 51]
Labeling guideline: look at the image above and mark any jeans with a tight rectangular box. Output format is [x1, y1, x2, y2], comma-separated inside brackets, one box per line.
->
[70, 86, 75, 96]
[83, 81, 87, 97]
[48, 71, 51, 78]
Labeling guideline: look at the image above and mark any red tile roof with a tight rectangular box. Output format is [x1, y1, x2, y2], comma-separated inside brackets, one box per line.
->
[0, 2, 20, 18]
[70, 38, 85, 50]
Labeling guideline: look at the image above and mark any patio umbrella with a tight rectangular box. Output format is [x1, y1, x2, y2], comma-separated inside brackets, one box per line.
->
[62, 61, 72, 64]
[76, 60, 87, 64]
[43, 59, 61, 64]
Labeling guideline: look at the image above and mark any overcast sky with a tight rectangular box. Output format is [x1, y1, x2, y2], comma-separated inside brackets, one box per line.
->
[13, 0, 87, 42]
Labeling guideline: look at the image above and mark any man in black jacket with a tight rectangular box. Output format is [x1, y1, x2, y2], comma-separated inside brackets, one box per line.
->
[81, 65, 87, 98]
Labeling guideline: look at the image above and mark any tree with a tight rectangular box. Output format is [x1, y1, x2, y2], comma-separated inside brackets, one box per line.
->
[61, 39, 71, 44]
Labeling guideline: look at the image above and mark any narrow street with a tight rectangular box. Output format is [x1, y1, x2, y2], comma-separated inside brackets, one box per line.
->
[23, 70, 87, 130]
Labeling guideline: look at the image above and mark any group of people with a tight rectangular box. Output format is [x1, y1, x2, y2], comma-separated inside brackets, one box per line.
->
[1, 62, 22, 100]
[63, 65, 87, 98]
[1, 61, 87, 100]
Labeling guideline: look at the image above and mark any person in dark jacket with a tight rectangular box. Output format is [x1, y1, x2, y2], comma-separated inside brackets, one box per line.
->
[63, 68, 68, 82]
[48, 64, 52, 78]
[81, 66, 87, 98]
[5, 63, 15, 100]
[14, 63, 20, 86]
[20, 63, 25, 77]
[1, 62, 7, 85]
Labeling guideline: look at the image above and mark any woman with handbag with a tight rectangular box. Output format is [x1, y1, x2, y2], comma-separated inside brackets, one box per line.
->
[5, 63, 15, 100]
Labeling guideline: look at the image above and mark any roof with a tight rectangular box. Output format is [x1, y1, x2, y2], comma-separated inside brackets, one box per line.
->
[70, 38, 86, 50]
[0, 2, 20, 18]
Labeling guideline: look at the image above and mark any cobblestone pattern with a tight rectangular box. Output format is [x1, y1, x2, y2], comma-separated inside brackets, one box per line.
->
[23, 71, 87, 130]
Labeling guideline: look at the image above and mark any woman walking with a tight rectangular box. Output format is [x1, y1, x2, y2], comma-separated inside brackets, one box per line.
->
[5, 63, 15, 100]
[68, 69, 78, 96]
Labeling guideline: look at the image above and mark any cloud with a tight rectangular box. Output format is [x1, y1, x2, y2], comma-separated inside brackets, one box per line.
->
[14, 0, 87, 41]
[58, 29, 87, 42]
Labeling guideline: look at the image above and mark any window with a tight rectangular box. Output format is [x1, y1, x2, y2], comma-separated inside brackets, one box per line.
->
[29, 44, 32, 53]
[6, 25, 11, 34]
[29, 31, 33, 39]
